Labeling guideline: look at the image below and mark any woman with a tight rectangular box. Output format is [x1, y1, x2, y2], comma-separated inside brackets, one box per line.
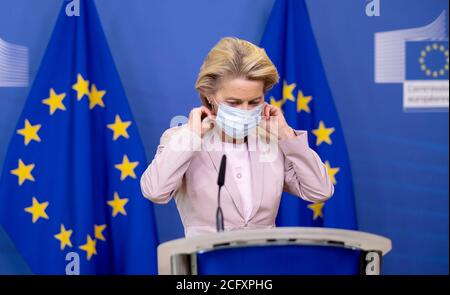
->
[140, 37, 334, 237]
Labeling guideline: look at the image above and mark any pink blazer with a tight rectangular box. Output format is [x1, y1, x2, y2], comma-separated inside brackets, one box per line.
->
[140, 124, 334, 237]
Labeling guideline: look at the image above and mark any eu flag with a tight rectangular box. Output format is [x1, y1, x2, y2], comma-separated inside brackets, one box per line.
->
[261, 0, 357, 229]
[0, 0, 158, 274]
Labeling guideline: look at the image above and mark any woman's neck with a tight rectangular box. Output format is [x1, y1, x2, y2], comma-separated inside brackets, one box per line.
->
[220, 131, 247, 145]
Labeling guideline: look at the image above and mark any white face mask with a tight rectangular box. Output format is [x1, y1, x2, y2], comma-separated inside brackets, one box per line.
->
[215, 103, 263, 139]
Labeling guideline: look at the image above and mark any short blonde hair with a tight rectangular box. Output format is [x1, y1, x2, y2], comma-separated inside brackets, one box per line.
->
[195, 37, 279, 109]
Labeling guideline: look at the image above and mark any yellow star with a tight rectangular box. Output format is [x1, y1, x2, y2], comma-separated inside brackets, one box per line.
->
[114, 154, 139, 181]
[88, 84, 106, 109]
[324, 160, 340, 185]
[307, 202, 324, 220]
[283, 81, 296, 101]
[54, 224, 73, 250]
[42, 88, 66, 115]
[107, 115, 132, 141]
[79, 234, 97, 261]
[24, 197, 49, 223]
[72, 73, 90, 101]
[312, 121, 335, 146]
[270, 96, 285, 108]
[10, 159, 35, 185]
[296, 90, 312, 113]
[107, 192, 129, 217]
[17, 119, 41, 146]
[94, 224, 107, 242]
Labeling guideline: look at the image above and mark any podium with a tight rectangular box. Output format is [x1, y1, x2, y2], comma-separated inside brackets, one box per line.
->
[158, 227, 392, 275]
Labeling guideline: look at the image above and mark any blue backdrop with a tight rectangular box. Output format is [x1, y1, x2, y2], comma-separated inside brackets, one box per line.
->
[0, 0, 448, 274]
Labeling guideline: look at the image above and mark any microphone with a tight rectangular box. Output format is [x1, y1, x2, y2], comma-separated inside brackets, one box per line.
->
[216, 155, 226, 232]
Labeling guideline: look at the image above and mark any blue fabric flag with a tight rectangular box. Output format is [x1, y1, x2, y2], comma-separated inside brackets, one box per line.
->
[0, 0, 158, 274]
[261, 0, 357, 229]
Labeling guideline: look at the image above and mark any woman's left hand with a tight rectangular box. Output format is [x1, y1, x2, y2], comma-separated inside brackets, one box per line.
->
[261, 102, 296, 140]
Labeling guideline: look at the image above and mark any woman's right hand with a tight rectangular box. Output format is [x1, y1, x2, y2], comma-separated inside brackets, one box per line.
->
[188, 106, 216, 137]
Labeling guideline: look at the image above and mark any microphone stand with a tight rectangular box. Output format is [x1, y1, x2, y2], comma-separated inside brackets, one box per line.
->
[216, 155, 226, 232]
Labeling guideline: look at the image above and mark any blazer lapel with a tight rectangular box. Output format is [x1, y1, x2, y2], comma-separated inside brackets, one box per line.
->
[203, 134, 245, 220]
[247, 130, 264, 221]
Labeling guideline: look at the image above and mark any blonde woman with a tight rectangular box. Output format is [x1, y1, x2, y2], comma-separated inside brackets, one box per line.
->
[140, 37, 334, 237]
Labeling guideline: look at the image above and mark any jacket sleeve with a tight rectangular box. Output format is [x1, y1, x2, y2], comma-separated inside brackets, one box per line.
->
[279, 130, 334, 203]
[140, 125, 201, 204]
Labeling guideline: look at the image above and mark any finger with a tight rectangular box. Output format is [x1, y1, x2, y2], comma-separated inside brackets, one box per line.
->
[259, 117, 269, 130]
[268, 105, 280, 116]
[264, 103, 271, 119]
[265, 104, 276, 118]
[191, 108, 202, 130]
[207, 114, 217, 122]
[200, 106, 215, 121]
[266, 102, 281, 116]
[203, 114, 215, 125]
[200, 106, 213, 116]
[202, 117, 215, 130]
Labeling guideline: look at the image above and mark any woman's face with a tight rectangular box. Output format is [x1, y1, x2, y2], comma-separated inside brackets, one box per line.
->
[210, 77, 264, 113]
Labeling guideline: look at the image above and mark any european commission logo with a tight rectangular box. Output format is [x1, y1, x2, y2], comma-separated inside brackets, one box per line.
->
[0, 37, 29, 87]
[375, 11, 449, 111]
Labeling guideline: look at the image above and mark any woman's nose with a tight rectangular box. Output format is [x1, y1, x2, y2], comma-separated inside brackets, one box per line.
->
[238, 104, 251, 111]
